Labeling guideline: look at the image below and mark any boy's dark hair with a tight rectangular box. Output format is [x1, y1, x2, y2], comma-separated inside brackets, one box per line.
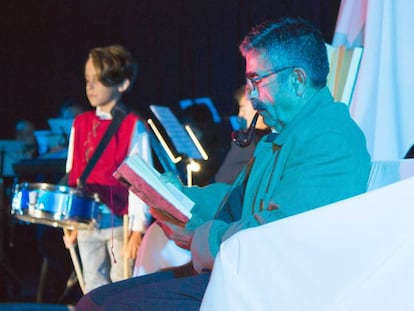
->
[88, 45, 138, 92]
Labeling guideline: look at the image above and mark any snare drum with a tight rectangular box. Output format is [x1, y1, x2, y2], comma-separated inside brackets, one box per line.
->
[11, 182, 103, 230]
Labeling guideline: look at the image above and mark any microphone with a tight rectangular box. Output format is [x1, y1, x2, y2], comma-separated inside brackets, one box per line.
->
[231, 112, 259, 148]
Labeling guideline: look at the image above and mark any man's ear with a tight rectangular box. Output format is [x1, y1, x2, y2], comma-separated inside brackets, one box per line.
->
[291, 68, 306, 96]
[118, 79, 131, 93]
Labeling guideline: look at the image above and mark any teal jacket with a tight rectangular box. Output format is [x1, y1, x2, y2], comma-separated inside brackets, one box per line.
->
[184, 87, 371, 273]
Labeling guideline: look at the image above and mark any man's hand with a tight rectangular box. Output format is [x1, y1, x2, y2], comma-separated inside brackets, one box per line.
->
[125, 231, 143, 260]
[150, 207, 193, 250]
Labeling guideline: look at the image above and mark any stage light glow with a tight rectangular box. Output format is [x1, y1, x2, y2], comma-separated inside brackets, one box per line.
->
[147, 119, 182, 163]
[188, 159, 201, 172]
[184, 125, 208, 160]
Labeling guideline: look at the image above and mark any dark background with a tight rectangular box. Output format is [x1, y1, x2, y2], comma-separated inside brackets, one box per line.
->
[1, 0, 341, 139]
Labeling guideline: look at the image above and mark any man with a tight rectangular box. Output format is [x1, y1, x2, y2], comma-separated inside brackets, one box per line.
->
[77, 17, 371, 310]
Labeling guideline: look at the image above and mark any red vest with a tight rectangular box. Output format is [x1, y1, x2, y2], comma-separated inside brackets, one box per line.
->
[68, 111, 139, 215]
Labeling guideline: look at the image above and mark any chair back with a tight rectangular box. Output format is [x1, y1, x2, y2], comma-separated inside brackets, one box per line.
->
[326, 44, 363, 106]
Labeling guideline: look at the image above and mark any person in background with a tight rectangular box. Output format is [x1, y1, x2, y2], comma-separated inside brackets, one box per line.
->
[59, 97, 85, 119]
[15, 119, 38, 159]
[50, 97, 86, 154]
[77, 17, 371, 310]
[64, 45, 152, 293]
[214, 85, 270, 184]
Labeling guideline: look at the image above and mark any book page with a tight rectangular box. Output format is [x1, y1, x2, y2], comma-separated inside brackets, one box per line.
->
[114, 154, 194, 222]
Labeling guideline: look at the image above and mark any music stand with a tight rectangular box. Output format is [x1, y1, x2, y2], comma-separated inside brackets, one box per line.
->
[48, 118, 74, 137]
[34, 130, 63, 155]
[48, 118, 74, 151]
[150, 105, 204, 160]
[149, 105, 208, 186]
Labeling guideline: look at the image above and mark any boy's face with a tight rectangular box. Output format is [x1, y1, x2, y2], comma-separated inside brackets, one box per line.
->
[84, 58, 122, 111]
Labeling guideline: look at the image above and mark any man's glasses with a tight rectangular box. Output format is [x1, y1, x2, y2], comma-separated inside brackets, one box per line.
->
[246, 66, 296, 94]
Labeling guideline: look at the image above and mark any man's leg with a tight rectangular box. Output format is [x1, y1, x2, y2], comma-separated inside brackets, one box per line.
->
[77, 271, 210, 310]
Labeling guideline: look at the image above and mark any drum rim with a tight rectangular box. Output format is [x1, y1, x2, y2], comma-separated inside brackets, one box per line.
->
[14, 212, 97, 230]
[15, 182, 101, 201]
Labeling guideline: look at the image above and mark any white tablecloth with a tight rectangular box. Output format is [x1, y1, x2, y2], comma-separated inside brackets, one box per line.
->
[201, 163, 414, 310]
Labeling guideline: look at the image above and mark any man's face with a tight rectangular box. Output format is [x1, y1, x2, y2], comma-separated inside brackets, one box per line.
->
[84, 58, 122, 110]
[244, 51, 297, 131]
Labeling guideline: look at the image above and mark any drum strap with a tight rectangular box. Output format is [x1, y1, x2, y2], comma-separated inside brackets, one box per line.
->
[78, 102, 129, 187]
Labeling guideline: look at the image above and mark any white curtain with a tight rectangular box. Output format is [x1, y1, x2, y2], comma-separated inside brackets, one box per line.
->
[333, 0, 414, 160]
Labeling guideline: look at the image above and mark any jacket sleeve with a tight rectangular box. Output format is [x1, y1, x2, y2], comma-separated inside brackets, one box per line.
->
[190, 131, 371, 273]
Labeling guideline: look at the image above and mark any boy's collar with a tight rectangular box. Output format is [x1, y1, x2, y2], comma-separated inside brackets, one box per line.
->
[96, 107, 112, 120]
